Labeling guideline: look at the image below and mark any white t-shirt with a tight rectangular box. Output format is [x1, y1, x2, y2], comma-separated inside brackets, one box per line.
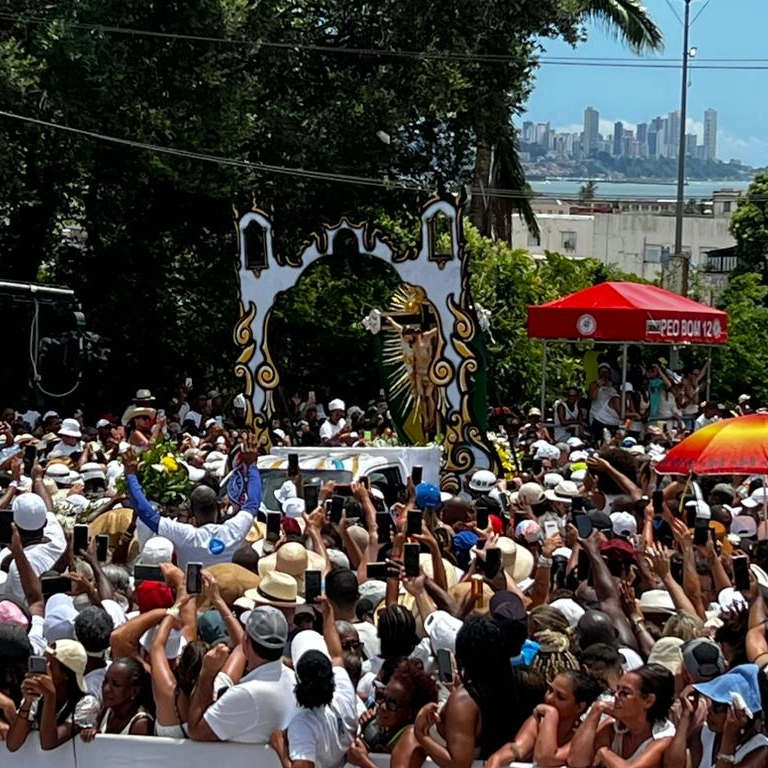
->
[288, 667, 358, 768]
[3, 512, 67, 603]
[319, 418, 346, 442]
[204, 660, 296, 743]
[157, 514, 255, 569]
[48, 441, 84, 458]
[85, 665, 109, 704]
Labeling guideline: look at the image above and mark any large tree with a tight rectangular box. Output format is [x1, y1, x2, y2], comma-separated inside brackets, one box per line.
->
[730, 172, 768, 278]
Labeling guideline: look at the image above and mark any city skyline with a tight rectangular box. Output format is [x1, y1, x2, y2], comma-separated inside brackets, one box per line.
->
[522, 105, 721, 164]
[523, 0, 768, 167]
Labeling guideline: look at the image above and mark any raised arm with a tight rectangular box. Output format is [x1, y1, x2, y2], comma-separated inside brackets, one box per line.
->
[123, 450, 161, 533]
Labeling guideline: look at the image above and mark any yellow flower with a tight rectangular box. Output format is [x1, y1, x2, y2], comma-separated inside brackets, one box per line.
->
[161, 456, 178, 472]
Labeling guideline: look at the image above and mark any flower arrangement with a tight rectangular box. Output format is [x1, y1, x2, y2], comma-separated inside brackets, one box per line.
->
[488, 431, 518, 477]
[116, 440, 194, 506]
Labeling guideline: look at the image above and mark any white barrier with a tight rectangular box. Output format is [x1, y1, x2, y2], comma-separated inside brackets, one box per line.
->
[4, 734, 535, 768]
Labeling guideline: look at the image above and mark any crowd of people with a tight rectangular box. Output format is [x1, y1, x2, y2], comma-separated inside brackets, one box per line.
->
[1, 375, 768, 768]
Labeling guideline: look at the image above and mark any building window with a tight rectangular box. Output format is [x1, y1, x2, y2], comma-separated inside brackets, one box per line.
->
[527, 230, 540, 247]
[644, 245, 663, 263]
[561, 231, 577, 252]
[723, 201, 732, 213]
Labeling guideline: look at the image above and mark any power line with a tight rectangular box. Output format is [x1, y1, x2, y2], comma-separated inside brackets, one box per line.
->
[3, 109, 756, 204]
[0, 11, 763, 70]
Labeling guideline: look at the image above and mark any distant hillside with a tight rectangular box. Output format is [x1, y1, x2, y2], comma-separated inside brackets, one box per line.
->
[521, 146, 754, 182]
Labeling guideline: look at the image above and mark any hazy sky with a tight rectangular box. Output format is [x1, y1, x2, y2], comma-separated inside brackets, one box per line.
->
[523, 0, 767, 166]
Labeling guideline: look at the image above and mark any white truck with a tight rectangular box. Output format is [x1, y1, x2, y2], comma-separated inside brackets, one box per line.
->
[257, 446, 442, 509]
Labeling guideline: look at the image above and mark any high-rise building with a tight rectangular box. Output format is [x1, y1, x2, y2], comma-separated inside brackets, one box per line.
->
[667, 110, 681, 159]
[583, 107, 599, 156]
[613, 121, 624, 157]
[522, 121, 535, 143]
[704, 108, 718, 161]
[686, 133, 698, 157]
[637, 123, 648, 145]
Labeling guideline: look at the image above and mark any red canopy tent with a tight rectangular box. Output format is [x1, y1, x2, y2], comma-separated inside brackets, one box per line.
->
[527, 282, 728, 345]
[526, 281, 729, 413]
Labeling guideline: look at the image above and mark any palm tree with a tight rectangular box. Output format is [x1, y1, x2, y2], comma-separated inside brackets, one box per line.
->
[470, 0, 663, 241]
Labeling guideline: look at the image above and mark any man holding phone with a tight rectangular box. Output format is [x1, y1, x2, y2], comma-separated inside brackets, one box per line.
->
[125, 435, 263, 569]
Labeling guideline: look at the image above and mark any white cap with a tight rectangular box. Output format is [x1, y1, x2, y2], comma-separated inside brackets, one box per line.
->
[611, 511, 638, 538]
[570, 468, 587, 483]
[291, 630, 330, 665]
[543, 473, 564, 489]
[469, 469, 496, 493]
[12, 493, 48, 531]
[328, 399, 346, 412]
[275, 480, 297, 506]
[741, 487, 767, 509]
[140, 626, 188, 659]
[43, 410, 59, 421]
[58, 418, 82, 438]
[569, 450, 588, 462]
[139, 536, 174, 565]
[423, 610, 463, 654]
[44, 594, 78, 642]
[233, 393, 247, 409]
[96, 419, 111, 429]
[566, 437, 585, 448]
[685, 500, 711, 520]
[282, 497, 306, 519]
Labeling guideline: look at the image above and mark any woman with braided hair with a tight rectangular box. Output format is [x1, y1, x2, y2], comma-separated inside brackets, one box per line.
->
[532, 630, 580, 686]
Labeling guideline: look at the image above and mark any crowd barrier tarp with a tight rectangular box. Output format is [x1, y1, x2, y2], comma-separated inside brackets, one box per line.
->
[4, 734, 535, 768]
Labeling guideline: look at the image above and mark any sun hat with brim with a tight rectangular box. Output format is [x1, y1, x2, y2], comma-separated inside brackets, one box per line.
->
[274, 480, 297, 506]
[125, 406, 157, 422]
[694, 664, 763, 715]
[58, 418, 82, 439]
[682, 638, 726, 682]
[47, 640, 88, 693]
[647, 636, 684, 675]
[244, 571, 305, 607]
[497, 536, 535, 583]
[291, 629, 330, 665]
[196, 563, 260, 609]
[639, 589, 676, 615]
[257, 542, 325, 587]
[448, 581, 494, 616]
[545, 481, 579, 503]
[519, 482, 546, 505]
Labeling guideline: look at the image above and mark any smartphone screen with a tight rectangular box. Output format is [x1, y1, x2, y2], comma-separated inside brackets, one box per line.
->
[652, 490, 664, 517]
[733, 555, 750, 591]
[484, 547, 501, 578]
[23, 444, 37, 476]
[133, 564, 164, 584]
[544, 520, 560, 539]
[476, 506, 489, 531]
[186, 562, 203, 594]
[366, 562, 389, 580]
[404, 510, 421, 538]
[404, 543, 420, 578]
[303, 484, 319, 511]
[411, 466, 423, 486]
[305, 569, 322, 603]
[436, 649, 453, 683]
[96, 534, 109, 562]
[330, 496, 344, 524]
[0, 510, 13, 546]
[577, 549, 591, 582]
[575, 514, 593, 539]
[73, 524, 89, 555]
[358, 476, 369, 489]
[693, 522, 710, 547]
[41, 575, 72, 598]
[28, 655, 48, 675]
[287, 453, 299, 476]
[571, 497, 584, 514]
[376, 512, 392, 542]
[266, 512, 281, 542]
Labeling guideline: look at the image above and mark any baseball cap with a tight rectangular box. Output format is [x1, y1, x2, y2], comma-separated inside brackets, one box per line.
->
[587, 510, 613, 533]
[685, 500, 711, 520]
[489, 591, 527, 623]
[731, 516, 757, 539]
[290, 629, 330, 664]
[44, 594, 78, 642]
[519, 482, 545, 505]
[12, 493, 48, 531]
[423, 610, 463, 654]
[741, 488, 767, 509]
[138, 537, 174, 565]
[135, 581, 175, 613]
[647, 637, 684, 674]
[197, 610, 231, 645]
[139, 626, 188, 659]
[47, 640, 88, 692]
[610, 511, 638, 538]
[416, 482, 442, 508]
[682, 638, 726, 682]
[245, 605, 288, 649]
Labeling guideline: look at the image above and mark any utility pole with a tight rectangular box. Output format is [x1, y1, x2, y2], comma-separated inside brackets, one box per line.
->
[674, 0, 692, 296]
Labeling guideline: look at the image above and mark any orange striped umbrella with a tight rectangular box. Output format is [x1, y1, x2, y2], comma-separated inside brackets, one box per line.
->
[655, 414, 768, 476]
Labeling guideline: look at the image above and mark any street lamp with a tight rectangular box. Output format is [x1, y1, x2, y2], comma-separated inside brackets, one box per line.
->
[674, 0, 692, 296]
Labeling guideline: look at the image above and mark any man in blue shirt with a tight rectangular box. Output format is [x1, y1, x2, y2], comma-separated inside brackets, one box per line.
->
[124, 436, 262, 569]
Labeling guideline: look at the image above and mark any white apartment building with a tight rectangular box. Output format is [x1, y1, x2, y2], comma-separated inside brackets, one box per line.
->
[515, 190, 741, 282]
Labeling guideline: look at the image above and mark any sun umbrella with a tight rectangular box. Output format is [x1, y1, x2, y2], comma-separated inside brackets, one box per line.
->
[654, 414, 768, 476]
